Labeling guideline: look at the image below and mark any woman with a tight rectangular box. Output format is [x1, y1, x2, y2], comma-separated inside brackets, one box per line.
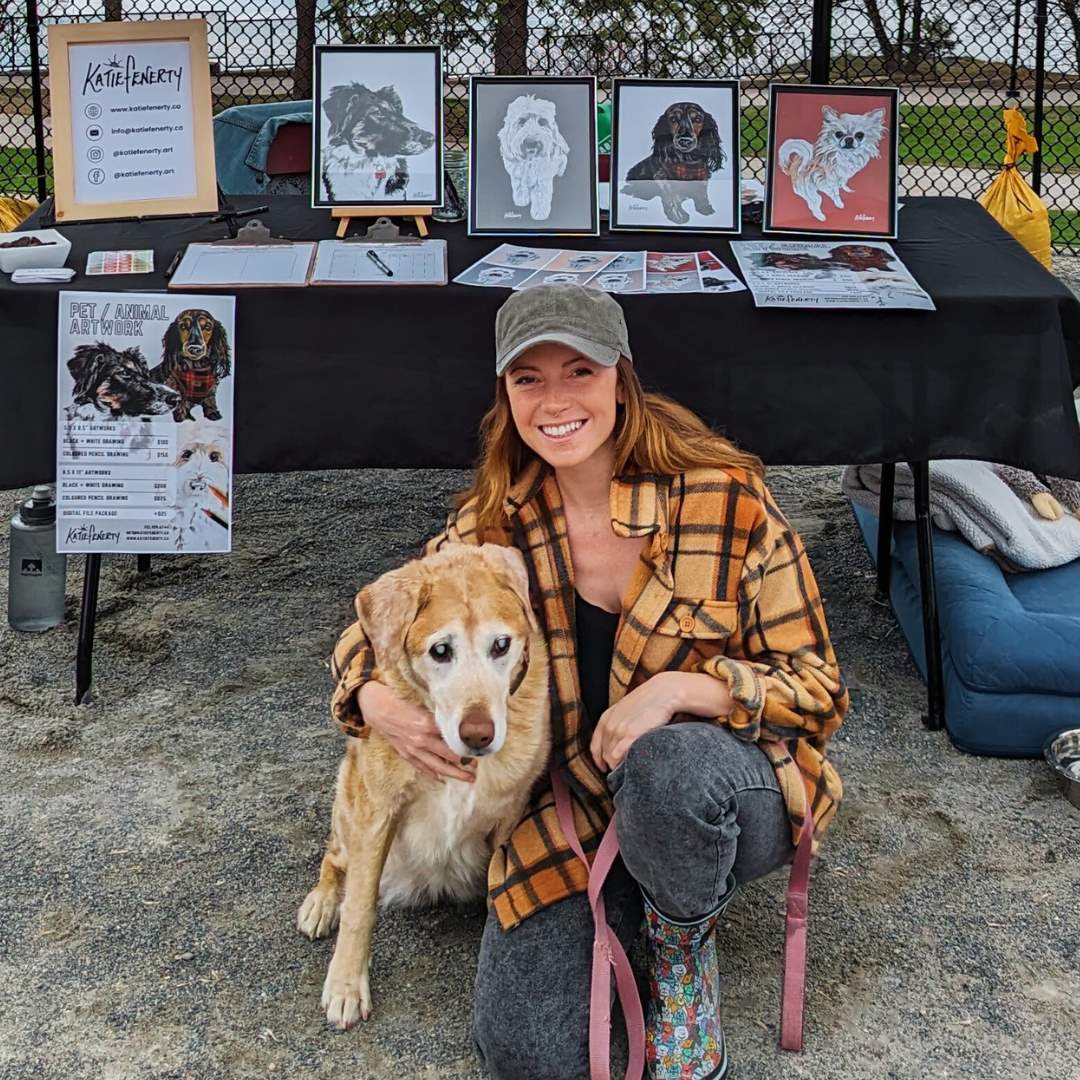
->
[330, 284, 847, 1080]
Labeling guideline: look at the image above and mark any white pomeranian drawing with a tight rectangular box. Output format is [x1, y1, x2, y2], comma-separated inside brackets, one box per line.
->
[778, 105, 886, 222]
[173, 432, 230, 551]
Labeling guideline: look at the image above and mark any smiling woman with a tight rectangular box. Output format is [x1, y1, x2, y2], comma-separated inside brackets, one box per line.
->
[328, 282, 848, 1079]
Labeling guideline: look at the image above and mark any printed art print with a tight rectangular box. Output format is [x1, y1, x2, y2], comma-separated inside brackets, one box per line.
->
[729, 240, 934, 309]
[56, 292, 237, 554]
[764, 84, 899, 238]
[468, 76, 598, 236]
[312, 44, 443, 209]
[610, 79, 741, 234]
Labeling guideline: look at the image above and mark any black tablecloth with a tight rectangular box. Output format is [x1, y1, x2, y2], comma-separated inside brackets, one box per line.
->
[3, 196, 1079, 489]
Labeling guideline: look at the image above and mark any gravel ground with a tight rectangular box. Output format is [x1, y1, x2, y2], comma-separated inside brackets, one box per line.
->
[1, 261, 1079, 1079]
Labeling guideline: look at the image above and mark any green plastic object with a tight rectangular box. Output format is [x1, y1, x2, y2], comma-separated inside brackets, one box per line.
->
[597, 101, 612, 153]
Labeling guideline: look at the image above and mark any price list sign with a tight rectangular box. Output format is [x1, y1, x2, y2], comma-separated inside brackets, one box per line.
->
[56, 291, 236, 554]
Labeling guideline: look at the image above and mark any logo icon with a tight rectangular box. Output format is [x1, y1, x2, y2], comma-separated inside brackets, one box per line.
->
[86, 124, 102, 141]
[84, 103, 102, 120]
[87, 146, 103, 163]
[20, 558, 43, 576]
[88, 167, 105, 185]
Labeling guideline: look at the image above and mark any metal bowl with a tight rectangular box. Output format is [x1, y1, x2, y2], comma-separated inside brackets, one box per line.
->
[1043, 728, 1080, 809]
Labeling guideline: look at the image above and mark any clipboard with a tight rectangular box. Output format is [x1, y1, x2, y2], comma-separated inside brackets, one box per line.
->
[167, 219, 316, 289]
[308, 237, 448, 286]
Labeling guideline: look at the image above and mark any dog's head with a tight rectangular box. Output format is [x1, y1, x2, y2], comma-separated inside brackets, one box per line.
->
[478, 266, 516, 285]
[758, 251, 829, 271]
[323, 82, 434, 157]
[357, 544, 541, 759]
[652, 102, 725, 172]
[498, 95, 570, 171]
[818, 106, 886, 156]
[596, 272, 632, 292]
[67, 343, 180, 417]
[163, 309, 231, 380]
[828, 244, 894, 272]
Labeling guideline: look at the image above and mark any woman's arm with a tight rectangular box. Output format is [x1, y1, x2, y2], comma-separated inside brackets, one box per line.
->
[697, 483, 848, 744]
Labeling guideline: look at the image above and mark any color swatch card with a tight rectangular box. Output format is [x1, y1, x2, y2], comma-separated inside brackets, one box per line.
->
[86, 249, 155, 275]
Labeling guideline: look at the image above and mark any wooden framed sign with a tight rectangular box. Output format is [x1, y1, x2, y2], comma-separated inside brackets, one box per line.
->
[47, 20, 218, 223]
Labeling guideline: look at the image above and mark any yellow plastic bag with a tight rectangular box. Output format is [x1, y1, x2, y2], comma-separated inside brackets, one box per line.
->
[0, 195, 38, 233]
[978, 108, 1051, 269]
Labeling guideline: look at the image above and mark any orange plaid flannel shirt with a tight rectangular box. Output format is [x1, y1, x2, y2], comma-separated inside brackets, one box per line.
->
[330, 460, 847, 930]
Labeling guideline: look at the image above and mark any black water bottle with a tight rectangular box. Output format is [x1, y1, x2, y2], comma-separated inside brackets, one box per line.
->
[8, 485, 67, 631]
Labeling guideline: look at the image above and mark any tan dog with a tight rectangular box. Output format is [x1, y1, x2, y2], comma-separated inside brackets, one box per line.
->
[298, 543, 551, 1028]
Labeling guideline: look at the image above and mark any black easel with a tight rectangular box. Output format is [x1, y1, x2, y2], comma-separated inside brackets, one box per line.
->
[73, 190, 264, 705]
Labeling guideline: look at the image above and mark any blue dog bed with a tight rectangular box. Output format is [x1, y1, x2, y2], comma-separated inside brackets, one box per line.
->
[849, 500, 1080, 756]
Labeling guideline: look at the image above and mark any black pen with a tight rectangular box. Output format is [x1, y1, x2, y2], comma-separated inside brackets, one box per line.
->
[164, 244, 187, 280]
[366, 248, 394, 277]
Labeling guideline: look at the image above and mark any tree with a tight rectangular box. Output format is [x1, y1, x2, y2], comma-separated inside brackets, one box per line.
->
[322, 0, 765, 78]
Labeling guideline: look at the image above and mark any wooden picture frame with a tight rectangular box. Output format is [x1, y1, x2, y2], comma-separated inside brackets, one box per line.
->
[47, 20, 218, 223]
[610, 78, 741, 235]
[764, 83, 899, 239]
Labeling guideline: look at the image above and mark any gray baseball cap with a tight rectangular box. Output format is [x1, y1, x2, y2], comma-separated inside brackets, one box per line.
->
[494, 284, 632, 376]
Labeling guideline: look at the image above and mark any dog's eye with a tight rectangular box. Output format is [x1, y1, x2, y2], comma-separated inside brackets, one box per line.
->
[854, 132, 864, 140]
[491, 636, 511, 658]
[429, 642, 453, 663]
[180, 449, 193, 461]
[210, 451, 221, 462]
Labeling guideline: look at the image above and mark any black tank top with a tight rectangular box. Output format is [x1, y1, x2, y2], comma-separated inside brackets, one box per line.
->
[575, 591, 620, 730]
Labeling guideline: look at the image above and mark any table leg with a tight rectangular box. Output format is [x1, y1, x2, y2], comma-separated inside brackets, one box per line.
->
[876, 463, 895, 600]
[76, 553, 102, 705]
[910, 462, 945, 730]
[137, 554, 151, 574]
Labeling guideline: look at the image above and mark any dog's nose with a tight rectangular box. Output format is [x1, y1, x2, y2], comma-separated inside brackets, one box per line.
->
[459, 706, 494, 752]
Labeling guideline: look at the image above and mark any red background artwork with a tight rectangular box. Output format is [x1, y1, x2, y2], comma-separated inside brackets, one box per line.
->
[769, 91, 894, 234]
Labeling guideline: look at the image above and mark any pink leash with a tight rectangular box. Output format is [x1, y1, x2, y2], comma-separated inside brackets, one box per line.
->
[551, 765, 645, 1080]
[551, 765, 816, 1078]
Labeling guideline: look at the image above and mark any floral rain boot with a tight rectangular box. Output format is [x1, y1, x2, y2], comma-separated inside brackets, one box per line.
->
[643, 878, 736, 1080]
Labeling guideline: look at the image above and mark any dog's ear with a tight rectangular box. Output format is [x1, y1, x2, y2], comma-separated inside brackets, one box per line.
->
[866, 108, 886, 126]
[699, 110, 726, 172]
[121, 346, 147, 372]
[68, 345, 103, 404]
[651, 111, 674, 154]
[208, 318, 231, 379]
[477, 544, 540, 635]
[356, 561, 432, 670]
[553, 123, 570, 174]
[822, 105, 839, 123]
[162, 319, 181, 363]
[377, 85, 404, 113]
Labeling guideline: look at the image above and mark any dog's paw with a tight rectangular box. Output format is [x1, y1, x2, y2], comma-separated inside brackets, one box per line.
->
[297, 886, 340, 939]
[203, 409, 222, 421]
[321, 962, 372, 1028]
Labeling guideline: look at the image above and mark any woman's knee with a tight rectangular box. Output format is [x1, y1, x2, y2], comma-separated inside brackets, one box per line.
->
[473, 1004, 589, 1080]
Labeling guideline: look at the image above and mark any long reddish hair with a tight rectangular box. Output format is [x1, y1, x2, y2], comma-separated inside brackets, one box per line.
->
[459, 357, 764, 540]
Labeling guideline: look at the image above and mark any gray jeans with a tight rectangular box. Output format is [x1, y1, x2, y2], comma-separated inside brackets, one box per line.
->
[472, 722, 795, 1080]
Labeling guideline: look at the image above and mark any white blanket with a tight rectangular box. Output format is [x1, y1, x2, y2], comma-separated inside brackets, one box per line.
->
[843, 458, 1080, 572]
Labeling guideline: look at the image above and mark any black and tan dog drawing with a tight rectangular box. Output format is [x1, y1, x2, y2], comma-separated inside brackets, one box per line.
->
[621, 102, 726, 224]
[320, 83, 435, 202]
[65, 342, 180, 421]
[150, 309, 231, 423]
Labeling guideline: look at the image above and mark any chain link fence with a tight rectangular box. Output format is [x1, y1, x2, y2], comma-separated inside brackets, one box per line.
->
[1, 1, 1076, 251]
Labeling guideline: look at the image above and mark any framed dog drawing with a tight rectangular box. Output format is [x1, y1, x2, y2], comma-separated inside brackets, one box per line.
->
[468, 76, 598, 237]
[764, 84, 899, 239]
[312, 45, 443, 209]
[610, 78, 741, 234]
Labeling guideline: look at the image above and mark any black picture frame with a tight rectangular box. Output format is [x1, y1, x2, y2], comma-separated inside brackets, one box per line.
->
[468, 76, 598, 237]
[764, 83, 899, 240]
[609, 77, 742, 235]
[312, 43, 443, 210]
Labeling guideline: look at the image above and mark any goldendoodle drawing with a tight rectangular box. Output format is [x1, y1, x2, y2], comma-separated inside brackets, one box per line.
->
[469, 77, 598, 236]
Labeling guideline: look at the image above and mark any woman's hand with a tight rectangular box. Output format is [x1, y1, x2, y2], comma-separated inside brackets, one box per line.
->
[357, 680, 476, 783]
[589, 671, 681, 772]
[589, 671, 735, 772]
